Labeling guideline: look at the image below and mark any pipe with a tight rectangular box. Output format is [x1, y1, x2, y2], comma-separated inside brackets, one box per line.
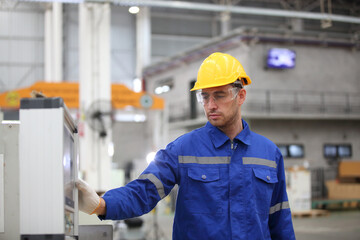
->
[108, 0, 360, 25]
[20, 0, 360, 24]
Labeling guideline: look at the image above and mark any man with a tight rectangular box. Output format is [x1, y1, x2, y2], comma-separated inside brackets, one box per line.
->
[77, 52, 296, 239]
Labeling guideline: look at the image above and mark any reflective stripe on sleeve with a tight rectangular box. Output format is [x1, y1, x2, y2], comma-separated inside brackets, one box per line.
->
[243, 157, 277, 168]
[178, 156, 231, 164]
[138, 173, 166, 199]
[269, 201, 290, 215]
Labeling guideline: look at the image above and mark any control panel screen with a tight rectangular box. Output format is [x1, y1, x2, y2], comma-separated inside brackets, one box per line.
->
[63, 126, 74, 209]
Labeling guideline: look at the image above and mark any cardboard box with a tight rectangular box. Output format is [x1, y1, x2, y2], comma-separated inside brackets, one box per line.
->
[326, 180, 360, 199]
[338, 161, 360, 178]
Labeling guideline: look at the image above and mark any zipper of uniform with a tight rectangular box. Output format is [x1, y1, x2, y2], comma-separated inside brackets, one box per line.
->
[229, 140, 236, 240]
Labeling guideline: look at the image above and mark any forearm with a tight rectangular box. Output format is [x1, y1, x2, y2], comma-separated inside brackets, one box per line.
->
[100, 182, 160, 220]
[97, 148, 178, 220]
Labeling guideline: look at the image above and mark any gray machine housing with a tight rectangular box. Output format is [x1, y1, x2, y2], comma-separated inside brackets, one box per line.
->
[19, 98, 79, 239]
[0, 98, 113, 240]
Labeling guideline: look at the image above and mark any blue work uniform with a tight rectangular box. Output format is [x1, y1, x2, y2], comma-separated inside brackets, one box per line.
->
[100, 120, 296, 240]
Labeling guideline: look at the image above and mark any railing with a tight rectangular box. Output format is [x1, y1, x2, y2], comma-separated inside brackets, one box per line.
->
[244, 89, 360, 115]
[168, 90, 360, 122]
[311, 166, 337, 200]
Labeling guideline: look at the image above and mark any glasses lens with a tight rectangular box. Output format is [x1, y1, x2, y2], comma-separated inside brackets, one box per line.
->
[230, 87, 240, 100]
[196, 87, 240, 105]
[196, 91, 204, 104]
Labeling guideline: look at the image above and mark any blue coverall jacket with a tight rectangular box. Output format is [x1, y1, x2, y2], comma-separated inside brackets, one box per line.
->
[100, 120, 296, 240]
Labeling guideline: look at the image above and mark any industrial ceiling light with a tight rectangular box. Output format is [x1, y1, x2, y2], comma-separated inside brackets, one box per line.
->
[154, 85, 170, 95]
[108, 142, 114, 157]
[133, 78, 142, 93]
[129, 6, 140, 14]
[20, 0, 84, 3]
[146, 152, 156, 164]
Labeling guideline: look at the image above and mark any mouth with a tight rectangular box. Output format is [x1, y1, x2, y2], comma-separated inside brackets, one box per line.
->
[208, 113, 221, 120]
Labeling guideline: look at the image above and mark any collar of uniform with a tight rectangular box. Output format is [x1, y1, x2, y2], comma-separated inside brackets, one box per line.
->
[206, 122, 229, 149]
[206, 120, 252, 149]
[234, 119, 252, 146]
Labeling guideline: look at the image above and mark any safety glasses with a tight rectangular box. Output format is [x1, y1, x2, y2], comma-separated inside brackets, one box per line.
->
[196, 87, 240, 105]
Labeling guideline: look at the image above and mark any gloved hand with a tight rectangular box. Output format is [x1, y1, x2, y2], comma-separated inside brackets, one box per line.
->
[76, 178, 101, 215]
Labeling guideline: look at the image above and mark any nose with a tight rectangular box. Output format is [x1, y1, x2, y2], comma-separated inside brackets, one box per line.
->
[206, 96, 218, 109]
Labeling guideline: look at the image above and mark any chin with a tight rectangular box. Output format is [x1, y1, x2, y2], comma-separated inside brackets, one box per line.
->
[208, 119, 223, 127]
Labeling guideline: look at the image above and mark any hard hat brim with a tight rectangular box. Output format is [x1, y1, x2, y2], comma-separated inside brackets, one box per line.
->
[190, 76, 251, 91]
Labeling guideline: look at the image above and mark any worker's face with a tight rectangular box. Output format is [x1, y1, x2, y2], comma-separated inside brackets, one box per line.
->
[200, 85, 246, 128]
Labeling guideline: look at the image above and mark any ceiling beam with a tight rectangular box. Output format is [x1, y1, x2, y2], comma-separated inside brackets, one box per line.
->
[18, 0, 360, 24]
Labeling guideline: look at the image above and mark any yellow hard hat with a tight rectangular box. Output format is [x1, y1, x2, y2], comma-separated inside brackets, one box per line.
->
[190, 52, 251, 91]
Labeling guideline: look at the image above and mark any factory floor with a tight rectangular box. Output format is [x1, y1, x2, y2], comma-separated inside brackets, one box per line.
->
[127, 210, 360, 240]
[293, 210, 360, 240]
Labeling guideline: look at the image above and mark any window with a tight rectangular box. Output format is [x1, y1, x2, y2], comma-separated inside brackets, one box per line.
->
[278, 145, 288, 157]
[277, 144, 304, 158]
[154, 78, 174, 95]
[324, 144, 352, 158]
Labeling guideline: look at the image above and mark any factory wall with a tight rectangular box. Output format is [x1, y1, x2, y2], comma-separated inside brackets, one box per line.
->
[63, 4, 78, 82]
[146, 43, 360, 104]
[0, 3, 44, 92]
[0, 3, 137, 91]
[246, 44, 360, 93]
[151, 12, 213, 61]
[248, 119, 360, 168]
[112, 109, 166, 171]
[0, 3, 213, 91]
[63, 4, 136, 87]
[112, 121, 149, 168]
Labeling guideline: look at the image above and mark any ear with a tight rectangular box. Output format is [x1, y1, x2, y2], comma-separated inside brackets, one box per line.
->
[237, 88, 246, 106]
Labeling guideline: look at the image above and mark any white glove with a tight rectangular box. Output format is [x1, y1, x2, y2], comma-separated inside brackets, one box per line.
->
[76, 178, 101, 215]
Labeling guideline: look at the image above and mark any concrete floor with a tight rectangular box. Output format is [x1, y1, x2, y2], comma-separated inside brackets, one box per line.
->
[293, 211, 360, 240]
[135, 210, 360, 240]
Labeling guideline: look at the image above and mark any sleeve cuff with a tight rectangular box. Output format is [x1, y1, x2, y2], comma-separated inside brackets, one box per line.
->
[97, 193, 120, 220]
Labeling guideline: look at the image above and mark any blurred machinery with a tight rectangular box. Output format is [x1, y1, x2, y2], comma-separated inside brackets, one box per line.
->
[18, 97, 79, 239]
[0, 97, 112, 240]
[286, 167, 311, 212]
